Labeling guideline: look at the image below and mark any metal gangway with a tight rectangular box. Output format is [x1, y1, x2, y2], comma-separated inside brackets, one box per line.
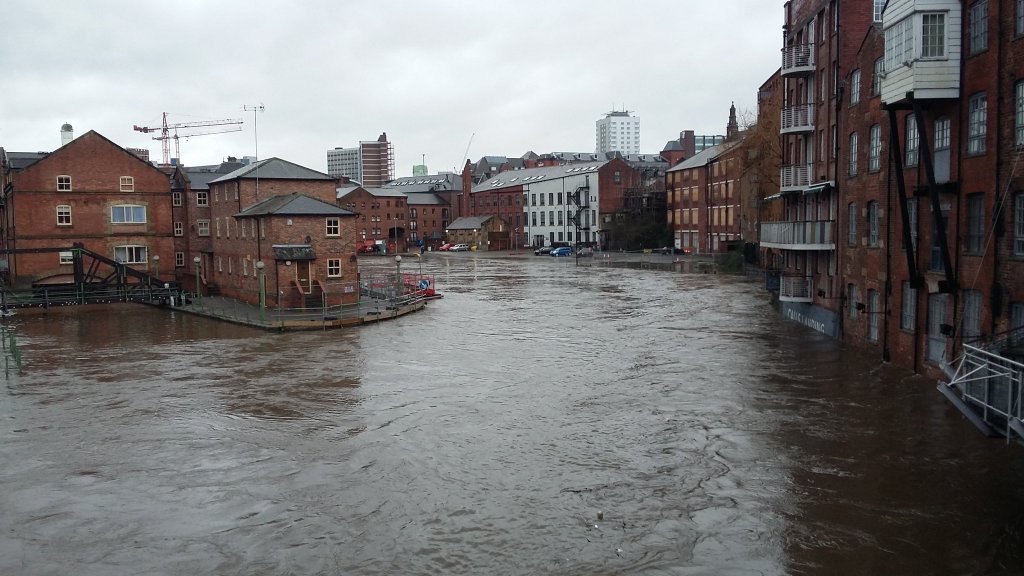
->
[940, 334, 1024, 443]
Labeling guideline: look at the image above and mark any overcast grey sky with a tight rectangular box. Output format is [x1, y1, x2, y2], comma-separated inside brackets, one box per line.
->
[2, 1, 782, 177]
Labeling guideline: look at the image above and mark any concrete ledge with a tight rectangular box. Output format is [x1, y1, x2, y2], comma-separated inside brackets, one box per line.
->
[936, 382, 999, 438]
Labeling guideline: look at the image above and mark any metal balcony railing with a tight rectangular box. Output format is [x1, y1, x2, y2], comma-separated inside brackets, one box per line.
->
[780, 164, 811, 192]
[781, 104, 815, 134]
[760, 220, 835, 249]
[943, 338, 1024, 442]
[782, 43, 815, 76]
[779, 275, 813, 302]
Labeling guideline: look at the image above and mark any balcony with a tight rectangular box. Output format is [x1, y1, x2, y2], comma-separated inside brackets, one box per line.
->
[780, 164, 811, 193]
[780, 104, 815, 134]
[779, 275, 813, 303]
[760, 220, 836, 250]
[781, 43, 815, 77]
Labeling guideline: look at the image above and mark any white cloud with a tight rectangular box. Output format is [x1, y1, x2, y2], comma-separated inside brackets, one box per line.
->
[1, 0, 781, 175]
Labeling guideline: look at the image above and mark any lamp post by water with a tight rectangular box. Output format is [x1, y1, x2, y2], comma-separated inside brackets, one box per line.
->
[193, 256, 202, 302]
[255, 260, 266, 322]
[395, 255, 402, 302]
[152, 254, 160, 281]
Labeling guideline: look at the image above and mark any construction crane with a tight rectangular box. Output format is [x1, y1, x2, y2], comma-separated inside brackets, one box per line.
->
[133, 112, 244, 165]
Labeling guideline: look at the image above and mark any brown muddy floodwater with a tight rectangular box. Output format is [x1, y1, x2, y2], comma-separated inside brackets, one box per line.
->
[1, 253, 1023, 575]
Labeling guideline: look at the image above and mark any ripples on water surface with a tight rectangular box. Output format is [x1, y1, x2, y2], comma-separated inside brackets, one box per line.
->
[2, 254, 1024, 575]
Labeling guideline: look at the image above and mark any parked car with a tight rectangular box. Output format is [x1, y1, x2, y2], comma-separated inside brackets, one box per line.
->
[534, 246, 553, 256]
[450, 243, 470, 252]
[655, 246, 686, 255]
[357, 245, 376, 253]
[438, 243, 453, 251]
[550, 247, 573, 257]
[577, 247, 594, 257]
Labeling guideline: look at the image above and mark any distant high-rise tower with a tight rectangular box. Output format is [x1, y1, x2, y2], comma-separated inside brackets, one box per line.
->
[595, 110, 640, 155]
[60, 123, 73, 147]
[327, 132, 395, 187]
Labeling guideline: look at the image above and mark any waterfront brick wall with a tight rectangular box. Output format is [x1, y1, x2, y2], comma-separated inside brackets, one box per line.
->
[996, 0, 1024, 338]
[6, 130, 174, 285]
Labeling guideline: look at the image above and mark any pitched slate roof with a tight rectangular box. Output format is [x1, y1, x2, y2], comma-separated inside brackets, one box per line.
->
[235, 193, 356, 218]
[210, 157, 335, 184]
[383, 172, 462, 193]
[667, 139, 744, 172]
[446, 215, 496, 230]
[404, 193, 447, 206]
[5, 151, 49, 169]
[471, 161, 606, 194]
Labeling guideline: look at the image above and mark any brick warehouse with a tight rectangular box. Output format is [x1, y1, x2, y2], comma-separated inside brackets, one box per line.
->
[206, 159, 360, 308]
[758, 0, 1024, 382]
[0, 131, 174, 287]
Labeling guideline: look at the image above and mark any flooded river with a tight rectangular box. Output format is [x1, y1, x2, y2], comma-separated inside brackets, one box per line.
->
[2, 254, 1023, 575]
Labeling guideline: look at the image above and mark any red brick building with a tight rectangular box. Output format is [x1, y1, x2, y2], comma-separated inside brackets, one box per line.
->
[666, 138, 745, 254]
[336, 185, 408, 254]
[0, 131, 173, 287]
[206, 158, 358, 307]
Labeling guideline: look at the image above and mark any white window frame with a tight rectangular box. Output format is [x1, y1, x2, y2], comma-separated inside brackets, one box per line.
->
[110, 204, 146, 224]
[197, 219, 210, 237]
[848, 202, 858, 246]
[935, 117, 951, 150]
[175, 252, 185, 268]
[905, 115, 920, 167]
[873, 0, 885, 22]
[968, 92, 987, 155]
[56, 204, 72, 226]
[59, 251, 74, 265]
[114, 245, 148, 264]
[327, 258, 342, 277]
[849, 132, 858, 176]
[196, 191, 209, 207]
[172, 191, 182, 207]
[174, 221, 184, 237]
[1016, 82, 1024, 147]
[868, 201, 880, 247]
[849, 69, 861, 105]
[1015, 194, 1024, 256]
[868, 124, 881, 172]
[868, 290, 880, 342]
[969, 1, 988, 54]
[326, 217, 340, 237]
[871, 58, 883, 96]
[120, 176, 134, 192]
[57, 175, 71, 191]
[921, 13, 946, 59]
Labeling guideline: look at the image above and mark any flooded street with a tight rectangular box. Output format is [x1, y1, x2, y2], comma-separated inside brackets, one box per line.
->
[2, 254, 1023, 575]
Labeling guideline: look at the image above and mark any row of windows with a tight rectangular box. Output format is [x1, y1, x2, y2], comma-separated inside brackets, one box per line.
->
[53, 204, 148, 226]
[210, 256, 343, 278]
[528, 209, 597, 228]
[57, 245, 156, 265]
[847, 116, 955, 178]
[846, 191, 1024, 259]
[54, 176, 135, 192]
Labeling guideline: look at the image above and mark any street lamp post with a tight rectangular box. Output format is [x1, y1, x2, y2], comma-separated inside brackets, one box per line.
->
[193, 256, 202, 303]
[255, 260, 266, 322]
[152, 254, 160, 281]
[395, 255, 402, 302]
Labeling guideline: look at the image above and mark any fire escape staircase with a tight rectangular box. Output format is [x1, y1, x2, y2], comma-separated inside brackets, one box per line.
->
[567, 177, 591, 246]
